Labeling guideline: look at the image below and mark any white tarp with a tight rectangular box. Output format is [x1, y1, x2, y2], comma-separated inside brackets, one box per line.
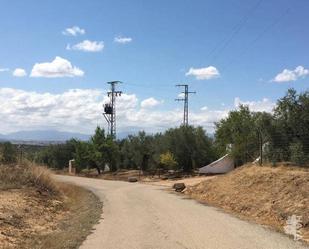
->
[199, 154, 234, 174]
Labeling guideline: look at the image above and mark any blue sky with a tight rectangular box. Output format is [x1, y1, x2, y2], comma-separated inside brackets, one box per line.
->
[0, 0, 308, 135]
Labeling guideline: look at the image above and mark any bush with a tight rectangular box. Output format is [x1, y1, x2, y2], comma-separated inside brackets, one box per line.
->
[290, 142, 306, 166]
[159, 151, 178, 170]
[0, 161, 59, 193]
[0, 142, 17, 164]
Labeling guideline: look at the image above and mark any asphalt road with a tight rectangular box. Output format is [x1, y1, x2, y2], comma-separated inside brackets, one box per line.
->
[56, 175, 307, 249]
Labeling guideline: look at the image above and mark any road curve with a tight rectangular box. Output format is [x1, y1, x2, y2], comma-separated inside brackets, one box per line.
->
[56, 175, 307, 249]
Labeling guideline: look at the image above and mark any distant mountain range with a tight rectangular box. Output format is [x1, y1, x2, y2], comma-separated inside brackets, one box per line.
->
[0, 129, 212, 143]
[0, 130, 91, 142]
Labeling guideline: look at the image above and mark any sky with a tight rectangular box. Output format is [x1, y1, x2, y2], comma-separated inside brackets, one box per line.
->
[0, 0, 308, 136]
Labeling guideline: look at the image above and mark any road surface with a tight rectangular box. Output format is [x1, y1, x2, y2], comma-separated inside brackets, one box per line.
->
[56, 175, 307, 249]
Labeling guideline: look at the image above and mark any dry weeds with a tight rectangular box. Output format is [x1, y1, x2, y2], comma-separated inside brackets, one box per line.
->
[0, 163, 102, 249]
[186, 164, 309, 243]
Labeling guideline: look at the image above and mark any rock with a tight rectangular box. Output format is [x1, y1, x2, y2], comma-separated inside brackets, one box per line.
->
[128, 177, 138, 183]
[173, 182, 186, 192]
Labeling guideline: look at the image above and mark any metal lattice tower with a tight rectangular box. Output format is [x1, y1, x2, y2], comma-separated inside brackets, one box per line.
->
[103, 81, 122, 138]
[175, 84, 196, 126]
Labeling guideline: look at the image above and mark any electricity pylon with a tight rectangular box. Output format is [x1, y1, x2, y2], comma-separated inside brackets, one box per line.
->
[103, 81, 122, 138]
[175, 84, 196, 126]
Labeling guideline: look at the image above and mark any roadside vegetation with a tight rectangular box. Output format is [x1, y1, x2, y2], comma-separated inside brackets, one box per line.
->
[0, 161, 102, 249]
[186, 164, 309, 243]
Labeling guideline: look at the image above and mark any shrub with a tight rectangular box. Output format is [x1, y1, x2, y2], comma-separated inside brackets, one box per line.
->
[290, 142, 306, 166]
[0, 161, 59, 193]
[0, 142, 17, 164]
[159, 151, 178, 170]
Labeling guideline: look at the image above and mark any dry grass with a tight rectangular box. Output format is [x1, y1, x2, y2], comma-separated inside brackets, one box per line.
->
[22, 184, 102, 249]
[186, 164, 309, 243]
[0, 162, 102, 249]
[0, 161, 59, 194]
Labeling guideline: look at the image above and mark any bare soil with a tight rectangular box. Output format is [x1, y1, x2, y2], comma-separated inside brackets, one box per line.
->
[0, 164, 102, 249]
[185, 164, 309, 243]
[143, 175, 216, 187]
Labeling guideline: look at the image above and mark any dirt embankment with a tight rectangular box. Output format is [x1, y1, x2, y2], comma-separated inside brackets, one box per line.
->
[0, 163, 102, 249]
[186, 164, 309, 243]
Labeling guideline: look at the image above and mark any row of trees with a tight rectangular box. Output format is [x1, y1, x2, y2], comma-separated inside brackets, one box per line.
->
[2, 88, 308, 170]
[215, 89, 309, 165]
[34, 126, 217, 173]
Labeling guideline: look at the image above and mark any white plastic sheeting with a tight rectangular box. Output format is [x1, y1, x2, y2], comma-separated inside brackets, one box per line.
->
[199, 154, 234, 174]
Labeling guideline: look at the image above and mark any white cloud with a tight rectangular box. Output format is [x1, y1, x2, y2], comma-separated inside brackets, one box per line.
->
[186, 66, 220, 80]
[272, 66, 309, 83]
[201, 106, 208, 111]
[114, 36, 132, 44]
[30, 56, 84, 78]
[12, 68, 27, 77]
[234, 97, 275, 113]
[140, 97, 163, 108]
[0, 88, 225, 134]
[177, 93, 185, 98]
[67, 40, 104, 52]
[62, 26, 85, 36]
[0, 87, 276, 135]
[0, 68, 9, 72]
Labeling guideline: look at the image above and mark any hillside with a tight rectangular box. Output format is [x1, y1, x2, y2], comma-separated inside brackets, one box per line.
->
[186, 164, 309, 243]
[0, 130, 91, 142]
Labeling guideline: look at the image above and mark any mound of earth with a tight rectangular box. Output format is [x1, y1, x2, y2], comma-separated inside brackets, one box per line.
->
[186, 164, 309, 243]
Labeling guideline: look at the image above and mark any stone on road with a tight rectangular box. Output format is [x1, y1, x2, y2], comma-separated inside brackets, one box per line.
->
[56, 175, 307, 249]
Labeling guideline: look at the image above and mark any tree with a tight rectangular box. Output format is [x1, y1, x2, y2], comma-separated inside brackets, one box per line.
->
[0, 142, 17, 164]
[89, 126, 119, 173]
[159, 151, 178, 170]
[73, 140, 94, 173]
[34, 140, 75, 169]
[215, 106, 259, 165]
[164, 126, 216, 172]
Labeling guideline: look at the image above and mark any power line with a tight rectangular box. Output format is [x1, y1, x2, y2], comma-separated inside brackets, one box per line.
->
[175, 84, 196, 126]
[206, 0, 263, 64]
[123, 81, 174, 89]
[221, 7, 291, 73]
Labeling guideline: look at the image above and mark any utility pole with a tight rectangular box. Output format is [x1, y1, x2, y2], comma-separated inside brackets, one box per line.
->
[175, 84, 196, 126]
[103, 81, 122, 138]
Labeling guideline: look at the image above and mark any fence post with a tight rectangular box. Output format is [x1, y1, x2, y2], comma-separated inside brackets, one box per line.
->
[259, 130, 263, 166]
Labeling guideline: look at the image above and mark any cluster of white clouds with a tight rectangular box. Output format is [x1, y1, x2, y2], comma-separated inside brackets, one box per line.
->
[186, 66, 220, 80]
[66, 40, 104, 52]
[30, 56, 84, 78]
[0, 27, 133, 78]
[114, 36, 133, 44]
[140, 97, 163, 108]
[2, 57, 84, 79]
[62, 26, 85, 36]
[63, 26, 132, 53]
[0, 87, 276, 134]
[234, 97, 275, 113]
[12, 68, 27, 77]
[272, 66, 309, 83]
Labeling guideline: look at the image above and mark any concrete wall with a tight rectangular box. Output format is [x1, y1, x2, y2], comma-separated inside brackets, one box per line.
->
[199, 154, 234, 174]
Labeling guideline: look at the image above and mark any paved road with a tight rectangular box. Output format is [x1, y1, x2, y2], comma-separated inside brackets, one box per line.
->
[56, 175, 307, 249]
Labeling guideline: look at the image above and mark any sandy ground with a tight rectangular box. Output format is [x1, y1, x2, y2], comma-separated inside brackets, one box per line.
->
[0, 188, 64, 248]
[142, 175, 216, 187]
[56, 175, 307, 249]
